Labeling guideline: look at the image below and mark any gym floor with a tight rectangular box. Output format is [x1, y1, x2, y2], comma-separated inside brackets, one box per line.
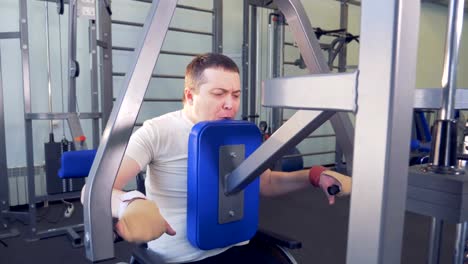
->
[0, 188, 457, 264]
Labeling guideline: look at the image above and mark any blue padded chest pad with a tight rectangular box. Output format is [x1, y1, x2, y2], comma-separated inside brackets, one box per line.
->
[187, 120, 262, 250]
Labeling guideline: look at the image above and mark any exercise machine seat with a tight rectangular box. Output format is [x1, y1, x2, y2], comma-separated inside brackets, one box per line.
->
[58, 149, 97, 178]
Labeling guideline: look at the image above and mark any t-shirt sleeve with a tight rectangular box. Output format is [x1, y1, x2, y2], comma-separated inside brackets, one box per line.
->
[125, 121, 159, 170]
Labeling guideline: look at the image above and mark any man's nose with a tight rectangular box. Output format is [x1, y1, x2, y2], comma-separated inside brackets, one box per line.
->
[223, 96, 233, 110]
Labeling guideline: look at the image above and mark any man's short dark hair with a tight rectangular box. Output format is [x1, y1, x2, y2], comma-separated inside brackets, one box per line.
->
[183, 53, 239, 103]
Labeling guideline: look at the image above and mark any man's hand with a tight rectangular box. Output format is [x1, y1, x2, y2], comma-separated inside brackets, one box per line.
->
[115, 199, 176, 243]
[318, 170, 352, 205]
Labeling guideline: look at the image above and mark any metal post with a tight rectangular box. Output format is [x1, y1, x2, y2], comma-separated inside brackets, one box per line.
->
[249, 5, 258, 123]
[83, 0, 177, 261]
[68, 0, 78, 113]
[454, 222, 468, 264]
[338, 1, 348, 73]
[268, 12, 284, 133]
[97, 0, 113, 130]
[0, 40, 15, 239]
[89, 20, 100, 148]
[212, 0, 223, 53]
[334, 0, 349, 172]
[346, 1, 420, 263]
[18, 0, 39, 241]
[427, 0, 465, 174]
[428, 218, 443, 264]
[241, 0, 250, 121]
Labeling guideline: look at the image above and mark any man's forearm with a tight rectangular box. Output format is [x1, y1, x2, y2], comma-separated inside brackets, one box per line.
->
[260, 169, 310, 197]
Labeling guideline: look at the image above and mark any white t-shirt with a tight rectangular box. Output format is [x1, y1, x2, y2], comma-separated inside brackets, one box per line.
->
[125, 110, 233, 263]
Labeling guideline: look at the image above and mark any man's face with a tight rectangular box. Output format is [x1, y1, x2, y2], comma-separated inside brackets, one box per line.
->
[186, 68, 241, 123]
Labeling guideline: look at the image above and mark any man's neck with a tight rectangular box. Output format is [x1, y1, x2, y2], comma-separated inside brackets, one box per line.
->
[182, 105, 197, 124]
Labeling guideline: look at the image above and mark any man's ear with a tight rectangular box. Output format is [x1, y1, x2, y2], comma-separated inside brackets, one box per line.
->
[184, 88, 194, 104]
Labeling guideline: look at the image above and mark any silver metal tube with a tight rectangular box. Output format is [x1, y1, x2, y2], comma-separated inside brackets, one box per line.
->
[211, 0, 223, 53]
[439, 0, 465, 120]
[45, 2, 53, 132]
[0, 32, 20, 39]
[135, 1, 214, 13]
[255, 7, 262, 124]
[0, 40, 10, 216]
[83, 0, 177, 261]
[68, 0, 78, 112]
[428, 218, 443, 264]
[112, 20, 214, 36]
[453, 222, 468, 264]
[267, 15, 274, 79]
[112, 72, 184, 79]
[283, 150, 335, 159]
[338, 1, 348, 73]
[112, 46, 199, 57]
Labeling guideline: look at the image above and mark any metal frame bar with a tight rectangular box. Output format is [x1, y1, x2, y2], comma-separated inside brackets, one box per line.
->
[112, 20, 214, 36]
[19, 0, 39, 241]
[97, 0, 114, 130]
[280, 0, 355, 174]
[0, 38, 9, 218]
[0, 32, 20, 241]
[135, 0, 214, 13]
[89, 20, 100, 148]
[68, 0, 78, 112]
[346, 1, 420, 263]
[212, 0, 223, 53]
[17, 0, 101, 243]
[112, 72, 184, 79]
[83, 0, 177, 261]
[249, 4, 258, 122]
[24, 112, 101, 120]
[112, 46, 200, 57]
[413, 88, 468, 109]
[338, 1, 348, 73]
[0, 32, 21, 39]
[227, 0, 355, 193]
[262, 71, 358, 111]
[268, 11, 285, 133]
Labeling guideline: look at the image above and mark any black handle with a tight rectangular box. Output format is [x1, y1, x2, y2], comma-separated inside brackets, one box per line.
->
[327, 185, 340, 196]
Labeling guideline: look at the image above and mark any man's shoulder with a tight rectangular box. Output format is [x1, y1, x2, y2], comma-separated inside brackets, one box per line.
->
[141, 110, 186, 132]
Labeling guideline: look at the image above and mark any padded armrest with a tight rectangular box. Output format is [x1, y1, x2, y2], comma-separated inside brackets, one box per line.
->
[130, 244, 166, 264]
[252, 229, 302, 250]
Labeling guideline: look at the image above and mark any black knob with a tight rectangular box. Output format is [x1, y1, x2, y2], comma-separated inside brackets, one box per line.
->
[327, 185, 340, 196]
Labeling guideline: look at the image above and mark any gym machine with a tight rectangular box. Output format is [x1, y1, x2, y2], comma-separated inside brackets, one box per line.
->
[83, 1, 419, 264]
[406, 0, 468, 263]
[19, 0, 106, 246]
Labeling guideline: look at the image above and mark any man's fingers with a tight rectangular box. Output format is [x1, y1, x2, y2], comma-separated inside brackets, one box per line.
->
[115, 220, 129, 240]
[165, 221, 176, 236]
[328, 195, 335, 205]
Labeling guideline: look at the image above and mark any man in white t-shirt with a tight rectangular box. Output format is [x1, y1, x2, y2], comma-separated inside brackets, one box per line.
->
[87, 53, 352, 263]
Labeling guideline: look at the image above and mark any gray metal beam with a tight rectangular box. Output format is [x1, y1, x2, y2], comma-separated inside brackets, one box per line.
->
[0, 32, 20, 39]
[346, 1, 420, 263]
[97, 0, 114, 132]
[212, 0, 223, 53]
[68, 0, 78, 113]
[226, 0, 355, 194]
[274, 0, 355, 174]
[0, 39, 10, 218]
[83, 0, 177, 261]
[413, 88, 468, 109]
[262, 71, 358, 111]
